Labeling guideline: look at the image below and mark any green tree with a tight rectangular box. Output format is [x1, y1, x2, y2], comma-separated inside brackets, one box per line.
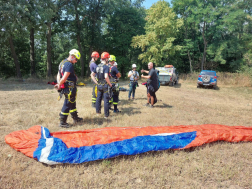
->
[131, 0, 183, 65]
[104, 0, 146, 76]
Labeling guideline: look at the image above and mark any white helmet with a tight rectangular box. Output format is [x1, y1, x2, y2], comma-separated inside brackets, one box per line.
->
[132, 64, 137, 68]
[69, 49, 81, 60]
[114, 62, 117, 66]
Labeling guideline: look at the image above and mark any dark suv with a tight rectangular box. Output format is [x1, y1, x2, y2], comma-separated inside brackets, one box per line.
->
[197, 70, 217, 89]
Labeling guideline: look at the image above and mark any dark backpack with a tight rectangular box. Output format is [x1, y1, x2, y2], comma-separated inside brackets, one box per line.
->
[155, 69, 160, 90]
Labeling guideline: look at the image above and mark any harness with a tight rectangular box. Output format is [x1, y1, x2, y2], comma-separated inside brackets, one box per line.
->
[130, 70, 138, 82]
[58, 59, 77, 103]
[96, 63, 107, 85]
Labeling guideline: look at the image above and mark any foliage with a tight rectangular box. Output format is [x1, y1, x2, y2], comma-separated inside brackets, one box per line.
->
[131, 1, 183, 66]
[0, 0, 252, 78]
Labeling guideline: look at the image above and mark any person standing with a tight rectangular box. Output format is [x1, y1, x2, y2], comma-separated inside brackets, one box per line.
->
[55, 49, 83, 127]
[128, 64, 139, 100]
[89, 51, 99, 108]
[108, 55, 121, 113]
[91, 52, 113, 118]
[141, 62, 158, 108]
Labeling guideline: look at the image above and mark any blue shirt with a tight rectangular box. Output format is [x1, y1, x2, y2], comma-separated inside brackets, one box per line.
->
[90, 61, 97, 73]
[110, 66, 119, 79]
[59, 59, 76, 83]
[94, 63, 109, 82]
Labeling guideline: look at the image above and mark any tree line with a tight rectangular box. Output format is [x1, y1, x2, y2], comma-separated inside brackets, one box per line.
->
[1, 0, 252, 79]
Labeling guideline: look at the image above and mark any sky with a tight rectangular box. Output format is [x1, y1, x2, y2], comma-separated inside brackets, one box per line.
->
[142, 0, 172, 9]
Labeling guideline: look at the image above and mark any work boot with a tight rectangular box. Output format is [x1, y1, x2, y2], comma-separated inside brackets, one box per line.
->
[59, 117, 70, 128]
[73, 116, 83, 125]
[71, 111, 83, 125]
[59, 122, 70, 128]
[113, 109, 121, 113]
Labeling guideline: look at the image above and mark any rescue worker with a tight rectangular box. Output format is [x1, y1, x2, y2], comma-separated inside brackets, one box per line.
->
[55, 49, 83, 127]
[128, 64, 139, 100]
[91, 52, 114, 118]
[141, 62, 159, 108]
[89, 51, 100, 108]
[108, 55, 121, 113]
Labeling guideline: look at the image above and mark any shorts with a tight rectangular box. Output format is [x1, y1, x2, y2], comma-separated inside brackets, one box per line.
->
[147, 85, 156, 97]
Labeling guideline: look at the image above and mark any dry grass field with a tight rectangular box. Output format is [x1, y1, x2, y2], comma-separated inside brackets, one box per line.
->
[1, 75, 252, 188]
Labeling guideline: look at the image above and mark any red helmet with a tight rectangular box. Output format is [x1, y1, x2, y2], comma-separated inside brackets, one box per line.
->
[101, 52, 110, 59]
[91, 51, 100, 58]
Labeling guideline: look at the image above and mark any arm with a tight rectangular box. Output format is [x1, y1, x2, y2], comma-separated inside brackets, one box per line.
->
[105, 73, 112, 87]
[57, 72, 61, 84]
[128, 71, 134, 78]
[141, 69, 149, 74]
[55, 72, 70, 90]
[136, 75, 139, 80]
[141, 74, 151, 79]
[116, 72, 121, 78]
[91, 72, 98, 84]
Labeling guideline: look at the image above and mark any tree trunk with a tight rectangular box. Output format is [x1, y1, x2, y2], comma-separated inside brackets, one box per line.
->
[46, 22, 52, 78]
[9, 35, 22, 78]
[30, 27, 36, 77]
[75, 1, 85, 78]
[201, 21, 207, 71]
[188, 50, 192, 73]
[185, 24, 192, 73]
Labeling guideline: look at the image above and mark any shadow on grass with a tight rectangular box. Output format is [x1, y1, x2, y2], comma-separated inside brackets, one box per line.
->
[82, 116, 112, 125]
[197, 85, 220, 90]
[174, 83, 182, 88]
[154, 103, 173, 108]
[119, 107, 141, 116]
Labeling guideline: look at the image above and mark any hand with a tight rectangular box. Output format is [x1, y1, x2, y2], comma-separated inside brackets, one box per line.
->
[141, 69, 144, 73]
[75, 75, 78, 81]
[54, 84, 60, 90]
[141, 74, 144, 77]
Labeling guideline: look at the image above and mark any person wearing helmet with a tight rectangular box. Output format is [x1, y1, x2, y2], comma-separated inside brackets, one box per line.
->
[108, 55, 121, 113]
[55, 49, 83, 127]
[90, 51, 100, 108]
[91, 52, 113, 118]
[128, 64, 139, 100]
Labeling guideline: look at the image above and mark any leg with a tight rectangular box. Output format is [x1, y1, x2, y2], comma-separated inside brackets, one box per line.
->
[92, 84, 97, 108]
[103, 86, 110, 117]
[69, 88, 83, 124]
[128, 82, 133, 99]
[59, 89, 72, 127]
[132, 82, 136, 99]
[148, 86, 156, 107]
[96, 85, 103, 114]
[113, 91, 120, 112]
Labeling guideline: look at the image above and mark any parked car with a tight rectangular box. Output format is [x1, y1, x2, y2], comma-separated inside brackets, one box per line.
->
[197, 70, 217, 89]
[156, 65, 178, 86]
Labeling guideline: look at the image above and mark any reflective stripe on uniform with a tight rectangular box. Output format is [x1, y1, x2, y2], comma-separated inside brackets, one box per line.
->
[61, 112, 69, 115]
[69, 109, 77, 113]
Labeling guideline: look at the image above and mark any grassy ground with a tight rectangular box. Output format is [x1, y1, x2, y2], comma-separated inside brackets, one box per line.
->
[0, 77, 252, 188]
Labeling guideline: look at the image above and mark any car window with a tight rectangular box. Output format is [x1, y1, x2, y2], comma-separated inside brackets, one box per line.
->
[201, 71, 215, 76]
